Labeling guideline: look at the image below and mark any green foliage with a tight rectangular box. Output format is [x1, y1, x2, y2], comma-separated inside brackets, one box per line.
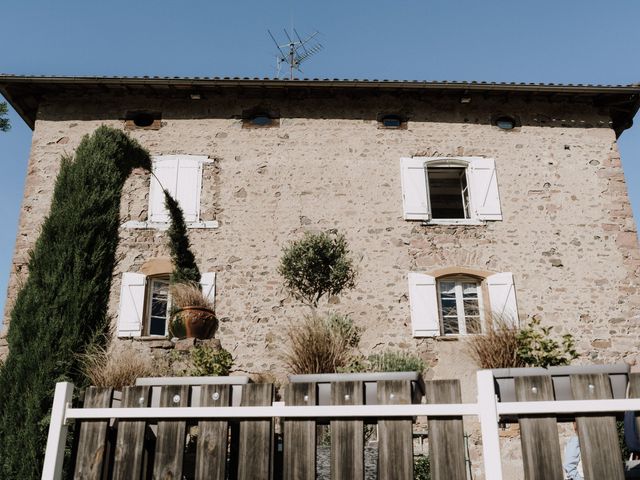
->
[163, 191, 200, 285]
[341, 351, 426, 373]
[617, 420, 631, 461]
[284, 313, 361, 374]
[0, 102, 9, 132]
[516, 318, 578, 368]
[0, 126, 150, 479]
[278, 231, 357, 306]
[189, 345, 233, 376]
[414, 455, 431, 480]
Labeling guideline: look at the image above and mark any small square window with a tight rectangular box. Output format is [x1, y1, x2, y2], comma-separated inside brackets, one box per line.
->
[427, 167, 470, 219]
[378, 114, 407, 129]
[437, 277, 484, 335]
[145, 277, 171, 336]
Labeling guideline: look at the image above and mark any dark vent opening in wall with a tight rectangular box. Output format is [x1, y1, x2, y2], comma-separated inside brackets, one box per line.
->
[133, 112, 155, 127]
[378, 113, 407, 129]
[124, 111, 162, 130]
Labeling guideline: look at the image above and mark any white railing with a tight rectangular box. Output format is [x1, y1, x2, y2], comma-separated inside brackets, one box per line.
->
[42, 369, 640, 480]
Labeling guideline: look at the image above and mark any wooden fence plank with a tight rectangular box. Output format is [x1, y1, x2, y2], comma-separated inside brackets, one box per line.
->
[73, 387, 114, 480]
[152, 385, 190, 480]
[571, 373, 625, 480]
[331, 381, 364, 480]
[238, 383, 274, 480]
[283, 382, 317, 480]
[194, 384, 231, 480]
[377, 380, 413, 480]
[425, 380, 466, 480]
[515, 375, 563, 480]
[112, 386, 151, 480]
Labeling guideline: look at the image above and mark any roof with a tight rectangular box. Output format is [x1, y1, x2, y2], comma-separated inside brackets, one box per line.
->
[2, 74, 640, 133]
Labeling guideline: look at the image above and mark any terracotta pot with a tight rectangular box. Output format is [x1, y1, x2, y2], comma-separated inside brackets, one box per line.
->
[176, 306, 217, 339]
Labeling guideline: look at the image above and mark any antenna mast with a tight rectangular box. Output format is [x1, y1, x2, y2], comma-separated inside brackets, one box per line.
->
[268, 28, 322, 80]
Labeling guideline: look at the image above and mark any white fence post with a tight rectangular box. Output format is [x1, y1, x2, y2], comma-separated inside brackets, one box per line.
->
[41, 382, 74, 480]
[476, 370, 503, 480]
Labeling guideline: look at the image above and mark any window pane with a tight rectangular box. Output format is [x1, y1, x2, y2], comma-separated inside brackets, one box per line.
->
[463, 299, 480, 317]
[428, 167, 467, 219]
[443, 316, 459, 334]
[462, 283, 478, 296]
[440, 281, 456, 295]
[149, 316, 167, 336]
[466, 316, 482, 334]
[149, 278, 170, 336]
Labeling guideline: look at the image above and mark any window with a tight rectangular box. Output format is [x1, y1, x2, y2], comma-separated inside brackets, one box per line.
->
[438, 277, 483, 335]
[400, 157, 503, 223]
[117, 271, 216, 338]
[242, 108, 280, 128]
[123, 155, 217, 229]
[145, 276, 171, 336]
[407, 271, 518, 337]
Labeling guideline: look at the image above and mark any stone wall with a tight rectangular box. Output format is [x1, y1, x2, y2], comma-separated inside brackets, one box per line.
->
[4, 91, 638, 376]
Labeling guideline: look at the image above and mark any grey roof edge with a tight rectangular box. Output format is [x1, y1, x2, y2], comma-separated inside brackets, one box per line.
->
[1, 74, 639, 132]
[1, 73, 639, 93]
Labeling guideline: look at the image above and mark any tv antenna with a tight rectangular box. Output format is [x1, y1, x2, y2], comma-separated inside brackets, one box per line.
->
[268, 28, 323, 80]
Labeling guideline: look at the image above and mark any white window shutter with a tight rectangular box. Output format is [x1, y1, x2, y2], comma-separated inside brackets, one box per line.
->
[199, 272, 216, 307]
[486, 272, 519, 326]
[117, 272, 147, 337]
[175, 157, 203, 223]
[469, 157, 503, 221]
[400, 158, 430, 220]
[148, 155, 206, 223]
[149, 156, 179, 223]
[407, 272, 440, 337]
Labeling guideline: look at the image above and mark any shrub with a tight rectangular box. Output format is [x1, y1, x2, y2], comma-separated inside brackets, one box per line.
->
[414, 455, 431, 480]
[284, 313, 361, 374]
[467, 315, 579, 369]
[0, 127, 150, 479]
[516, 318, 578, 368]
[189, 345, 233, 376]
[278, 231, 357, 306]
[341, 351, 427, 373]
[366, 351, 426, 373]
[0, 102, 9, 132]
[80, 343, 156, 390]
[467, 315, 524, 369]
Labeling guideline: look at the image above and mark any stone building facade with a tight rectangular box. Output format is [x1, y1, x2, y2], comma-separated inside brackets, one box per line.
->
[1, 76, 639, 390]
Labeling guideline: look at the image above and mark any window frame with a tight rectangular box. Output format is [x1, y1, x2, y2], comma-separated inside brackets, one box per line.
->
[436, 275, 485, 336]
[143, 275, 172, 337]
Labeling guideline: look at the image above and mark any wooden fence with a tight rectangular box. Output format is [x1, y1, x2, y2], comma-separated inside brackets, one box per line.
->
[42, 371, 640, 480]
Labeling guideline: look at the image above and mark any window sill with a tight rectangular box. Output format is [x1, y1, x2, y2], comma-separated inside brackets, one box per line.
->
[121, 220, 219, 230]
[421, 219, 484, 226]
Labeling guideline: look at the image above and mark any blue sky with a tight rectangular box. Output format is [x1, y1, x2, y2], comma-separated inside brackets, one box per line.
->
[1, 0, 640, 322]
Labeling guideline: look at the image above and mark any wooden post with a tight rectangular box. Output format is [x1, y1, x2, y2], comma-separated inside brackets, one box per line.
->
[425, 380, 466, 480]
[571, 373, 625, 480]
[377, 380, 413, 480]
[283, 382, 316, 480]
[238, 383, 274, 480]
[194, 384, 231, 480]
[112, 386, 151, 480]
[331, 381, 364, 480]
[73, 387, 114, 480]
[515, 376, 563, 480]
[152, 385, 190, 480]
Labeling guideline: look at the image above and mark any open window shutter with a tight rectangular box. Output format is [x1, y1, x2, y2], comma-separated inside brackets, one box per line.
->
[149, 156, 179, 223]
[400, 158, 430, 220]
[117, 272, 147, 337]
[199, 272, 216, 307]
[175, 156, 203, 223]
[407, 273, 440, 337]
[469, 157, 502, 220]
[486, 272, 519, 327]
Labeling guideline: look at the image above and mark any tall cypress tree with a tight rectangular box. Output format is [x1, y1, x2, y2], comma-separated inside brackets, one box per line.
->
[0, 126, 150, 479]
